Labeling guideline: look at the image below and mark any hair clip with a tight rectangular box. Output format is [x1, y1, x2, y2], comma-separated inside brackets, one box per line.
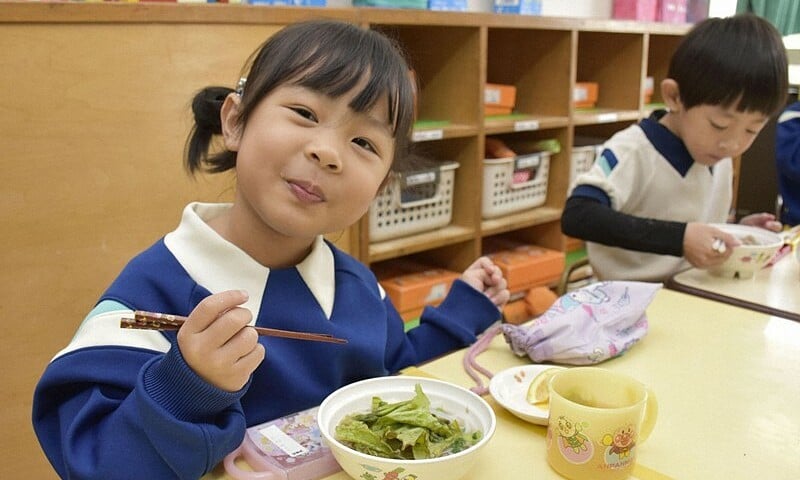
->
[236, 77, 247, 96]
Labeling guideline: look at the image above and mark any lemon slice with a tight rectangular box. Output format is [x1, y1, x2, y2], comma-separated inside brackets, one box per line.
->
[525, 368, 561, 405]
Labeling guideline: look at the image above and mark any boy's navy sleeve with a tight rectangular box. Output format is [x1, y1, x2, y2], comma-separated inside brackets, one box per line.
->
[561, 195, 686, 256]
[776, 102, 800, 182]
[776, 102, 800, 225]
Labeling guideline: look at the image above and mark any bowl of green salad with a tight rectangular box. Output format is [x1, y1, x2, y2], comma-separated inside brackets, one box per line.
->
[317, 376, 496, 480]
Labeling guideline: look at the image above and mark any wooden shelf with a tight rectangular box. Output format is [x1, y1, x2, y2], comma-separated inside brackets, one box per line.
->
[368, 225, 476, 263]
[573, 109, 642, 125]
[484, 115, 570, 135]
[481, 206, 563, 236]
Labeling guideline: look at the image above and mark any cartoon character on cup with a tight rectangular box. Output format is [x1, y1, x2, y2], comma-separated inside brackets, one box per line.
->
[554, 415, 594, 463]
[601, 424, 637, 468]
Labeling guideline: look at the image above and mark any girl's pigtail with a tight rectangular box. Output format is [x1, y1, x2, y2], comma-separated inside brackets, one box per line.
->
[184, 86, 236, 175]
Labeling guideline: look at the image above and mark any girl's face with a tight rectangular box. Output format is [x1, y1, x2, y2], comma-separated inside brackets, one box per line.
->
[665, 103, 769, 167]
[224, 82, 395, 242]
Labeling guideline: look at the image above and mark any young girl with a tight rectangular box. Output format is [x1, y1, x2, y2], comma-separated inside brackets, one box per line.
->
[562, 14, 787, 282]
[33, 20, 509, 479]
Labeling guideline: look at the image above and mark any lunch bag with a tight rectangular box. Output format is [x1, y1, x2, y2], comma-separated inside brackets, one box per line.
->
[464, 281, 661, 395]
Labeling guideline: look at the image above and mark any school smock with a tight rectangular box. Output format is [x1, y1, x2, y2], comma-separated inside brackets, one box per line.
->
[32, 202, 500, 480]
[776, 101, 800, 226]
[569, 111, 732, 281]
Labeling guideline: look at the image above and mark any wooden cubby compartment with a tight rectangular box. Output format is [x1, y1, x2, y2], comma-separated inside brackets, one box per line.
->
[645, 33, 684, 112]
[574, 31, 644, 126]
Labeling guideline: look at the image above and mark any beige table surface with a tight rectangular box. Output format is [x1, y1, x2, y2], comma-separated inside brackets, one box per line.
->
[207, 289, 800, 480]
[667, 254, 800, 322]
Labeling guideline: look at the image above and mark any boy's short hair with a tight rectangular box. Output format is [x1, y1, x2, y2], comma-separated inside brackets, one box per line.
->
[668, 13, 788, 116]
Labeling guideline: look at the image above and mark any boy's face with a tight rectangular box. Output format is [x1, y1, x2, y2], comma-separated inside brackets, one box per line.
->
[665, 103, 769, 166]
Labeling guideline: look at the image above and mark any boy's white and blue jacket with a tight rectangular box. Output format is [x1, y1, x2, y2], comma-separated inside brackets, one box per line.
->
[32, 203, 499, 479]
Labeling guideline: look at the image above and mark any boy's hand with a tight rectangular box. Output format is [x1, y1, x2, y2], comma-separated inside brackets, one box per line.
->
[178, 290, 265, 392]
[683, 223, 739, 269]
[460, 256, 510, 309]
[739, 213, 782, 232]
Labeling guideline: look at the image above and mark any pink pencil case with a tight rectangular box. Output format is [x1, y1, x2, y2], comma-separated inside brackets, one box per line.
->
[223, 406, 342, 480]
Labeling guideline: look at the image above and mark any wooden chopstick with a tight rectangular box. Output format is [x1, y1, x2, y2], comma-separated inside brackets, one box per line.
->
[120, 310, 347, 345]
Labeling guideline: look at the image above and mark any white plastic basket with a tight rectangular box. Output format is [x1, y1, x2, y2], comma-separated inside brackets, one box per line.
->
[369, 161, 459, 242]
[570, 144, 603, 188]
[482, 151, 550, 219]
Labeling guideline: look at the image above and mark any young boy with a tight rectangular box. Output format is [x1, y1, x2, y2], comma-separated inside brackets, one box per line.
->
[562, 14, 787, 282]
[776, 99, 800, 226]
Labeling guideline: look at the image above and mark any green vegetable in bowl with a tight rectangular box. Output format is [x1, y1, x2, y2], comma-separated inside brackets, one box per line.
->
[334, 383, 482, 460]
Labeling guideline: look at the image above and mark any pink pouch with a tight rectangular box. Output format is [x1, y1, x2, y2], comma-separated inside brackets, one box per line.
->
[223, 406, 341, 480]
[464, 281, 661, 395]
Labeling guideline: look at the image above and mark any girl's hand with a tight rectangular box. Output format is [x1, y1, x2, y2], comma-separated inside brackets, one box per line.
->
[178, 290, 265, 392]
[683, 222, 739, 269]
[460, 256, 510, 309]
[739, 212, 782, 232]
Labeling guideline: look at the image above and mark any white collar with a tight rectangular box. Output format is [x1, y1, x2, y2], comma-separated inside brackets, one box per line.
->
[164, 202, 336, 320]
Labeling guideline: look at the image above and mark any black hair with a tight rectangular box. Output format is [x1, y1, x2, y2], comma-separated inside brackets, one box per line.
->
[668, 13, 788, 115]
[185, 20, 415, 175]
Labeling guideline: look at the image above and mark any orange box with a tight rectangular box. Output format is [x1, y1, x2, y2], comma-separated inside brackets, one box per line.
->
[485, 83, 516, 109]
[378, 265, 460, 321]
[573, 82, 599, 108]
[565, 235, 585, 252]
[484, 105, 513, 116]
[487, 245, 565, 293]
[643, 76, 654, 104]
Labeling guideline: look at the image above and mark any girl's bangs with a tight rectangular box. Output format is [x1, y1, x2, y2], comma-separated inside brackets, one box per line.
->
[291, 41, 406, 134]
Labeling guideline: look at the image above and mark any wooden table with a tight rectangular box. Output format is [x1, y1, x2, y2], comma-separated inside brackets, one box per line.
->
[666, 254, 800, 322]
[207, 289, 800, 480]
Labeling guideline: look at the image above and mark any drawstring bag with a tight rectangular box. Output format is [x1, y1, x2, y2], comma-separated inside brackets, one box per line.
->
[464, 281, 661, 395]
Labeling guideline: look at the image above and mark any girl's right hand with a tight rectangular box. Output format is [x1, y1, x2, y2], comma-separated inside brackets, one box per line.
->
[177, 290, 265, 392]
[683, 222, 739, 269]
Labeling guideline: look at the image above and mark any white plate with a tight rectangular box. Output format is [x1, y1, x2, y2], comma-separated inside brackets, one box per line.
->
[488, 364, 565, 425]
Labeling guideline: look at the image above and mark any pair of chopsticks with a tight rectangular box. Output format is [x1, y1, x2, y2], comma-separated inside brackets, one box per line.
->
[120, 311, 347, 344]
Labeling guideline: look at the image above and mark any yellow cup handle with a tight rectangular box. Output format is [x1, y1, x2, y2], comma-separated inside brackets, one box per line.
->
[639, 386, 659, 443]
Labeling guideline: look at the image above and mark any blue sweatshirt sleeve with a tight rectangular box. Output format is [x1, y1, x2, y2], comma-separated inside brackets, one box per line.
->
[32, 344, 247, 480]
[776, 103, 800, 182]
[383, 279, 501, 373]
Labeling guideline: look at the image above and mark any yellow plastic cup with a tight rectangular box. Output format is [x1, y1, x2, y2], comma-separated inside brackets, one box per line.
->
[546, 367, 658, 480]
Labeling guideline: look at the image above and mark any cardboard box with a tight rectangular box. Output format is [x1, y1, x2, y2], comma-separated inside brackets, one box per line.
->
[484, 83, 516, 115]
[428, 0, 467, 10]
[353, 0, 427, 8]
[539, 0, 612, 18]
[643, 76, 654, 104]
[613, 0, 657, 21]
[484, 105, 513, 116]
[686, 0, 708, 23]
[487, 244, 565, 293]
[573, 82, 599, 108]
[377, 263, 460, 322]
[657, 0, 687, 23]
[493, 0, 541, 14]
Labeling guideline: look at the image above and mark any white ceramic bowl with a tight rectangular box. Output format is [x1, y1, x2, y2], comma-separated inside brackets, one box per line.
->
[317, 376, 496, 480]
[707, 224, 783, 279]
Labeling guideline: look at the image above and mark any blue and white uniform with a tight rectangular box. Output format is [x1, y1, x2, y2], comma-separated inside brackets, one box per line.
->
[33, 202, 499, 480]
[569, 111, 732, 281]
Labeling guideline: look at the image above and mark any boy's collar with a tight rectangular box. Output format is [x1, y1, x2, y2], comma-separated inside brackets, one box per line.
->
[639, 109, 696, 177]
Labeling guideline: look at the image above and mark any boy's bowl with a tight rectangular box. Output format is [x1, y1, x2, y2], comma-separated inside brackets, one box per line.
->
[317, 376, 496, 480]
[707, 224, 783, 279]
